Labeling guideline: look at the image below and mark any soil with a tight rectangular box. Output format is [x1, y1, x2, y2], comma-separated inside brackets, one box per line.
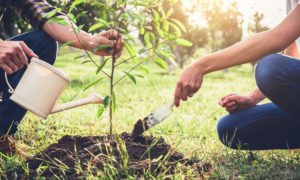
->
[132, 118, 149, 136]
[14, 133, 211, 178]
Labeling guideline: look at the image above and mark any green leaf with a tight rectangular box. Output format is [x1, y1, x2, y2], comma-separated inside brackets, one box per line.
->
[155, 57, 168, 70]
[169, 18, 186, 32]
[76, 11, 87, 19]
[103, 96, 111, 108]
[138, 48, 147, 54]
[124, 42, 137, 61]
[166, 8, 174, 18]
[95, 18, 110, 28]
[75, 25, 84, 34]
[97, 105, 105, 117]
[124, 71, 137, 84]
[152, 9, 160, 23]
[44, 8, 60, 19]
[124, 34, 135, 43]
[169, 22, 181, 37]
[139, 66, 150, 74]
[92, 45, 110, 52]
[49, 17, 69, 25]
[69, 0, 84, 13]
[96, 58, 109, 74]
[83, 78, 103, 92]
[68, 13, 77, 23]
[175, 38, 193, 47]
[88, 23, 104, 32]
[61, 41, 73, 47]
[162, 19, 170, 32]
[81, 60, 91, 64]
[112, 91, 116, 112]
[74, 55, 85, 60]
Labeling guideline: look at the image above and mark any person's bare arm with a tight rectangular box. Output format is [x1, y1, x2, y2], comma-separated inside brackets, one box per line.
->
[43, 16, 123, 57]
[174, 4, 300, 107]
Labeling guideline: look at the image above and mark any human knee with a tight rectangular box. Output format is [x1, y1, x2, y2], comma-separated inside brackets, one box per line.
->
[255, 54, 284, 96]
[217, 114, 240, 149]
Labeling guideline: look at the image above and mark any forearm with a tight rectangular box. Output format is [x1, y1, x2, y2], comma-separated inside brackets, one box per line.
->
[42, 16, 92, 51]
[198, 30, 287, 74]
[249, 88, 266, 105]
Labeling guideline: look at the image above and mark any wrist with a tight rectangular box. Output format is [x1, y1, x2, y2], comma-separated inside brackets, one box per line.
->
[195, 56, 212, 75]
[78, 33, 93, 51]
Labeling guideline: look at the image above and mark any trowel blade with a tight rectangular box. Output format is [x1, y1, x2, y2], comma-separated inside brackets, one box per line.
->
[132, 101, 174, 136]
[145, 101, 174, 128]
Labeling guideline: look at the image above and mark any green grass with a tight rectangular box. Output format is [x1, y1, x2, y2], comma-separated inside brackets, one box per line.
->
[1, 48, 300, 179]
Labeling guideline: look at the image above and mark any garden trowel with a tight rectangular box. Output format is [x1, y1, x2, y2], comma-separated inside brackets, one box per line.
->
[132, 101, 174, 136]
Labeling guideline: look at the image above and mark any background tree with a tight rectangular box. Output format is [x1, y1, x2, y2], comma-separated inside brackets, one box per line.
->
[162, 0, 208, 68]
[202, 0, 243, 52]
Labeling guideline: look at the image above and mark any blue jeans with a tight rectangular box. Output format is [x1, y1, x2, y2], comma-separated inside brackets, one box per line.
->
[217, 54, 300, 150]
[0, 30, 58, 135]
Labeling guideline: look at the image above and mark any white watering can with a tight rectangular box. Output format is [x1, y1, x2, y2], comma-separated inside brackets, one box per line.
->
[4, 58, 103, 119]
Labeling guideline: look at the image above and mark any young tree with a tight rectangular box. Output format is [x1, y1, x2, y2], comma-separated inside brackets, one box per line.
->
[49, 0, 191, 135]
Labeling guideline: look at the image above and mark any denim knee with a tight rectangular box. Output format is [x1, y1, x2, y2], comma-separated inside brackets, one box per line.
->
[255, 54, 284, 97]
[32, 30, 58, 64]
[217, 114, 240, 149]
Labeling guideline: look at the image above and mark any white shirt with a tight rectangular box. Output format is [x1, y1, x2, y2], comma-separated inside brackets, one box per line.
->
[286, 0, 300, 50]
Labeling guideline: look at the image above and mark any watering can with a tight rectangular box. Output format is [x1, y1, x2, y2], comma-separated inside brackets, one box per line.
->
[4, 58, 103, 119]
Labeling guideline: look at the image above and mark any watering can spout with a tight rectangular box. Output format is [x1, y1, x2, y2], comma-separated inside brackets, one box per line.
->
[51, 94, 103, 114]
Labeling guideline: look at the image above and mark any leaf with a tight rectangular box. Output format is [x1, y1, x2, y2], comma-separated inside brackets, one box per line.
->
[49, 17, 69, 25]
[155, 57, 168, 70]
[175, 38, 193, 47]
[95, 18, 110, 28]
[75, 25, 84, 34]
[76, 11, 87, 19]
[97, 105, 105, 118]
[68, 13, 77, 23]
[88, 23, 104, 32]
[139, 66, 150, 74]
[124, 41, 136, 57]
[152, 9, 160, 23]
[169, 18, 186, 32]
[169, 22, 181, 37]
[138, 48, 147, 54]
[44, 9, 59, 19]
[74, 55, 85, 60]
[81, 60, 91, 64]
[166, 8, 174, 18]
[124, 71, 137, 84]
[92, 45, 110, 52]
[83, 78, 103, 92]
[103, 96, 111, 108]
[61, 41, 73, 47]
[96, 58, 109, 74]
[112, 91, 116, 112]
[69, 0, 84, 13]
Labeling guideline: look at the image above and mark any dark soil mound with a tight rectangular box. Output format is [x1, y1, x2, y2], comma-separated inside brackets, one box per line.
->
[17, 133, 211, 178]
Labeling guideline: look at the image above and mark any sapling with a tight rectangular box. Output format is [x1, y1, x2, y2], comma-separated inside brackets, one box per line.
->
[47, 0, 192, 136]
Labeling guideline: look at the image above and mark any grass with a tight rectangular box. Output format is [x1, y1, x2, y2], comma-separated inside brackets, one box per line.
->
[1, 48, 300, 179]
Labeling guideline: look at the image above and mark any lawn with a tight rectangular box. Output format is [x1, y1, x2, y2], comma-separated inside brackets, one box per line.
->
[1, 48, 300, 179]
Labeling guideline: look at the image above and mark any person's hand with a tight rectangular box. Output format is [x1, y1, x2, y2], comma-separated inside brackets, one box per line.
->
[174, 61, 204, 107]
[219, 94, 256, 113]
[0, 40, 38, 74]
[85, 30, 124, 58]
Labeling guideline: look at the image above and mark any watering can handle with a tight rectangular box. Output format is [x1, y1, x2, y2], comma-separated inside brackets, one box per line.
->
[4, 62, 29, 94]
